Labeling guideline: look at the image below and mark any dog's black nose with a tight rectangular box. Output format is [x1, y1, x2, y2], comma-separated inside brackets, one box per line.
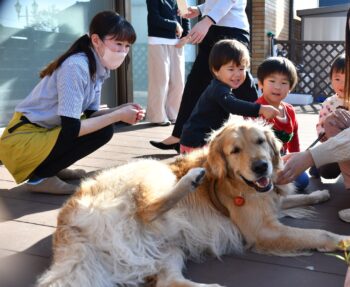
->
[251, 160, 268, 175]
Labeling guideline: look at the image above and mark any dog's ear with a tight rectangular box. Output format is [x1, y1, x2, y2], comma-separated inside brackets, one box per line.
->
[206, 135, 227, 179]
[264, 129, 283, 168]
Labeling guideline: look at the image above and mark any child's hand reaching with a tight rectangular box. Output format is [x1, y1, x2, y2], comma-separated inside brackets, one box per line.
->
[175, 36, 189, 48]
[175, 22, 183, 38]
[259, 105, 280, 119]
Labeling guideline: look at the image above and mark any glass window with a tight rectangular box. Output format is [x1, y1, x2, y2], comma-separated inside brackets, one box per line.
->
[130, 0, 197, 109]
[0, 0, 116, 127]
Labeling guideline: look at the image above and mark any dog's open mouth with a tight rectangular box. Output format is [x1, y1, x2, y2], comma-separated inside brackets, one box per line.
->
[240, 175, 273, 193]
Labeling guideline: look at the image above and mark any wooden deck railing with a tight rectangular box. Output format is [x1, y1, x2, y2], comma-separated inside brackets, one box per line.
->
[274, 39, 345, 101]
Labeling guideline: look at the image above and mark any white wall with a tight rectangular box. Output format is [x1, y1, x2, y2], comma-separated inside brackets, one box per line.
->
[303, 16, 347, 40]
[294, 0, 319, 19]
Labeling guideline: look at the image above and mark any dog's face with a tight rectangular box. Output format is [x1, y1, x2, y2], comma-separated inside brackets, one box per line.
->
[207, 118, 282, 192]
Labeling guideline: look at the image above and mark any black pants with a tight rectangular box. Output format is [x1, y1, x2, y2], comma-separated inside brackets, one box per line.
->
[33, 125, 114, 178]
[172, 25, 258, 138]
[319, 163, 341, 179]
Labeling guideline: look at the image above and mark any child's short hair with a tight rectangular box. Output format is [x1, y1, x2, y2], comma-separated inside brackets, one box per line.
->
[257, 57, 298, 90]
[209, 39, 250, 74]
[330, 53, 345, 77]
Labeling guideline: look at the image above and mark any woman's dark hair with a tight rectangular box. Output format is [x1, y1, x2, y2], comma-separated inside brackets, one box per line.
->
[209, 39, 250, 75]
[39, 11, 136, 79]
[330, 53, 345, 78]
[257, 56, 298, 91]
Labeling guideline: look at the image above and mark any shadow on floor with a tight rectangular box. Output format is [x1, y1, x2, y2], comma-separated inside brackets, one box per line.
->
[0, 236, 52, 287]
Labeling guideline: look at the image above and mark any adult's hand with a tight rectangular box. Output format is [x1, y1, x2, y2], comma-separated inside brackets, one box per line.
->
[79, 103, 144, 136]
[277, 151, 314, 185]
[187, 16, 214, 44]
[114, 104, 145, 125]
[182, 6, 200, 19]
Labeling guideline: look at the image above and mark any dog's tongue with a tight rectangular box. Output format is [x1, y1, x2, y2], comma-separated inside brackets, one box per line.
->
[256, 177, 269, 188]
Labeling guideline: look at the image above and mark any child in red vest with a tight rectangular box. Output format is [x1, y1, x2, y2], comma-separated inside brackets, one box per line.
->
[256, 56, 309, 191]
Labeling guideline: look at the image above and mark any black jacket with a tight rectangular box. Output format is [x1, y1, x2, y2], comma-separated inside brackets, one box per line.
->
[146, 0, 190, 39]
[180, 77, 260, 148]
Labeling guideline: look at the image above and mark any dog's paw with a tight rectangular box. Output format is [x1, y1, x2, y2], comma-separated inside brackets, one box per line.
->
[185, 167, 206, 190]
[318, 235, 350, 252]
[309, 189, 330, 203]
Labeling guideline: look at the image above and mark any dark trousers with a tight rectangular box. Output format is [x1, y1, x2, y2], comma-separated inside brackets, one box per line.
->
[33, 125, 114, 178]
[172, 25, 258, 138]
[318, 163, 341, 179]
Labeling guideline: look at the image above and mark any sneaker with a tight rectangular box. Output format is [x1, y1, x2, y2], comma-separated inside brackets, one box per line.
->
[57, 168, 87, 180]
[25, 176, 78, 195]
[338, 208, 350, 223]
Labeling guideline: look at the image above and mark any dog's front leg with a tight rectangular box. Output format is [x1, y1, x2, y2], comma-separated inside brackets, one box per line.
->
[255, 223, 350, 254]
[281, 189, 330, 209]
[137, 168, 206, 223]
[156, 248, 223, 287]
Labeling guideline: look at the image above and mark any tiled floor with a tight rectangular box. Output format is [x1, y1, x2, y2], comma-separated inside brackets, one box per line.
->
[1, 104, 350, 287]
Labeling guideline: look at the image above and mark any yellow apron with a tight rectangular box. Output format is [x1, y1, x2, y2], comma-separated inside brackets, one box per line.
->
[0, 112, 61, 183]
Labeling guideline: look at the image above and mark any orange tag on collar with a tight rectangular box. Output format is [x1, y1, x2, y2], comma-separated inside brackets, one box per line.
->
[233, 196, 245, 206]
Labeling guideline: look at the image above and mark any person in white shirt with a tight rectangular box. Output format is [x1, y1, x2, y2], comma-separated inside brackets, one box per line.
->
[150, 0, 258, 152]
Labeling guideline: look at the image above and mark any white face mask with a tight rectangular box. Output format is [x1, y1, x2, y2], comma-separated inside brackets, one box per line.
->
[100, 46, 128, 70]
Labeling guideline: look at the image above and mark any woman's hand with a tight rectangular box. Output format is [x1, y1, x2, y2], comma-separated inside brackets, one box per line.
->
[181, 6, 200, 19]
[79, 103, 145, 136]
[187, 16, 214, 44]
[277, 151, 314, 185]
[114, 103, 145, 125]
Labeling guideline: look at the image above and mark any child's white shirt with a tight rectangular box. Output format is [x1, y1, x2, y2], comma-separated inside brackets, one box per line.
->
[316, 94, 344, 136]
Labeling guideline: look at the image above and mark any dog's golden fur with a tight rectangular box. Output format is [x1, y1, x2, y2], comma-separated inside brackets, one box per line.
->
[37, 117, 349, 287]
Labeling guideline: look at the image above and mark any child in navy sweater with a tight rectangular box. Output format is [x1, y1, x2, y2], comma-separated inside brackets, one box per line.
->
[179, 39, 279, 153]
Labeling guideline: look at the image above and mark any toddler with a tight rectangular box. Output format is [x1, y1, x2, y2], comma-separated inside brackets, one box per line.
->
[310, 54, 346, 179]
[256, 56, 309, 191]
[179, 39, 279, 153]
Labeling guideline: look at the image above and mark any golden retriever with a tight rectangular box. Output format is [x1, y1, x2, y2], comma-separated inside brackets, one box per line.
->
[37, 117, 349, 287]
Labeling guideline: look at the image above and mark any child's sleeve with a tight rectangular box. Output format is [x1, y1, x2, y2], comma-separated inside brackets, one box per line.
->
[316, 96, 339, 137]
[217, 91, 261, 117]
[146, 0, 177, 32]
